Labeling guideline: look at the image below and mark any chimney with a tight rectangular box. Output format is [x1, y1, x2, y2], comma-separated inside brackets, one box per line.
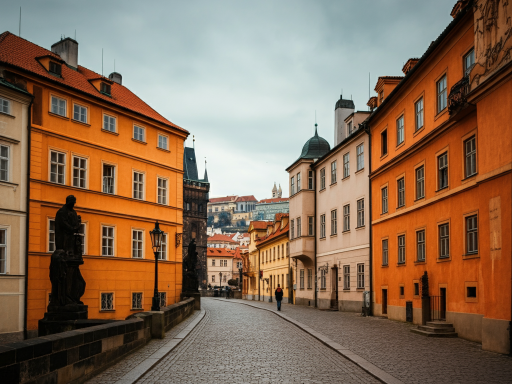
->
[109, 72, 122, 85]
[51, 37, 78, 69]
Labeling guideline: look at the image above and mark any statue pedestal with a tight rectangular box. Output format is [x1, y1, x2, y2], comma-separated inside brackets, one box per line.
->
[38, 305, 89, 336]
[180, 292, 201, 310]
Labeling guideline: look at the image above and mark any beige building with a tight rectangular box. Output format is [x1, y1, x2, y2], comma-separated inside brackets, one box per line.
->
[206, 247, 234, 287]
[244, 221, 268, 300]
[0, 78, 32, 342]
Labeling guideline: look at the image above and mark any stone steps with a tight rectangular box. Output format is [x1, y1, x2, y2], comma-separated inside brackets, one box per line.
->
[411, 321, 458, 338]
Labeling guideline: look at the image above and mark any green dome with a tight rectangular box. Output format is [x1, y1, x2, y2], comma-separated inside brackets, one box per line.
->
[300, 125, 330, 159]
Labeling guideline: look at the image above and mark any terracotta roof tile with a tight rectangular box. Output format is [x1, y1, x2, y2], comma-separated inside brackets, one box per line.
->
[208, 196, 237, 203]
[236, 195, 258, 202]
[0, 32, 186, 133]
[258, 197, 289, 204]
[248, 221, 269, 231]
[206, 247, 236, 257]
[207, 234, 238, 243]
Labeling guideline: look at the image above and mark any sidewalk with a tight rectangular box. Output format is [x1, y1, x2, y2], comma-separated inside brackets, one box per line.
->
[228, 299, 512, 384]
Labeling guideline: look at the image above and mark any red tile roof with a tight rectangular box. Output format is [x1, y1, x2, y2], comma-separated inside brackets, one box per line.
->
[208, 196, 237, 204]
[233, 247, 242, 259]
[207, 234, 238, 243]
[242, 233, 250, 238]
[258, 197, 289, 204]
[248, 221, 268, 231]
[206, 248, 236, 257]
[236, 195, 258, 202]
[0, 32, 186, 133]
[257, 214, 289, 246]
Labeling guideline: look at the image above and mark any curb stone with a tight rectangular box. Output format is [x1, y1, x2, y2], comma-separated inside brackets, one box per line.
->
[214, 298, 403, 384]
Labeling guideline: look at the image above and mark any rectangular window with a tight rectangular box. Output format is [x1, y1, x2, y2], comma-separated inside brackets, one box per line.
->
[320, 168, 325, 189]
[133, 125, 145, 142]
[49, 61, 62, 76]
[397, 177, 405, 207]
[0, 145, 9, 182]
[417, 230, 425, 262]
[347, 121, 352, 135]
[416, 166, 424, 200]
[50, 151, 66, 184]
[382, 187, 388, 214]
[466, 215, 478, 254]
[381, 130, 388, 156]
[291, 176, 295, 195]
[132, 292, 142, 310]
[48, 219, 55, 252]
[300, 269, 304, 289]
[0, 229, 6, 274]
[320, 214, 326, 238]
[159, 292, 167, 307]
[133, 171, 144, 200]
[212, 275, 215, 282]
[51, 96, 66, 116]
[396, 115, 404, 145]
[102, 226, 114, 256]
[158, 234, 167, 260]
[343, 153, 350, 178]
[73, 104, 87, 123]
[297, 217, 301, 238]
[439, 223, 449, 258]
[438, 152, 448, 189]
[415, 98, 424, 131]
[437, 75, 447, 113]
[308, 170, 314, 189]
[320, 269, 326, 289]
[343, 265, 350, 290]
[78, 223, 86, 255]
[331, 161, 337, 184]
[398, 235, 406, 264]
[132, 230, 143, 258]
[0, 97, 11, 114]
[343, 205, 350, 232]
[100, 82, 111, 95]
[331, 210, 337, 235]
[297, 172, 301, 191]
[158, 178, 168, 204]
[290, 219, 295, 239]
[158, 134, 168, 150]
[103, 164, 115, 194]
[103, 114, 116, 132]
[382, 239, 388, 266]
[356, 144, 364, 171]
[464, 136, 476, 178]
[357, 199, 364, 227]
[308, 216, 314, 236]
[101, 293, 114, 310]
[212, 259, 215, 266]
[307, 269, 312, 289]
[72, 156, 87, 189]
[357, 264, 364, 289]
[464, 49, 475, 77]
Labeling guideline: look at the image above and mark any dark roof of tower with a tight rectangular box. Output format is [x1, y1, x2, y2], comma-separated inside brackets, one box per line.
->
[299, 125, 331, 159]
[183, 147, 199, 181]
[335, 95, 355, 110]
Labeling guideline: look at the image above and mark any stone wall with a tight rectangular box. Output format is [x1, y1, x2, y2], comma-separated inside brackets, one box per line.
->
[0, 298, 197, 383]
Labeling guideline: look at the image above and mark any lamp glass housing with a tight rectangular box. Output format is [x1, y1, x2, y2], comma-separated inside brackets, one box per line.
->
[150, 221, 164, 253]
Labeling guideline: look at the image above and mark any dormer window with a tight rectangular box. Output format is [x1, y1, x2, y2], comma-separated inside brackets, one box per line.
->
[347, 121, 353, 135]
[49, 61, 62, 76]
[100, 82, 111, 96]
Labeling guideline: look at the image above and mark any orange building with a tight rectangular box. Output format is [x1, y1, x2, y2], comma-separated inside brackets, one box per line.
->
[0, 33, 188, 335]
[368, 1, 511, 354]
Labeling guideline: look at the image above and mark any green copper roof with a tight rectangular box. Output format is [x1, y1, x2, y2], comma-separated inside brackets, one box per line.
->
[299, 124, 330, 159]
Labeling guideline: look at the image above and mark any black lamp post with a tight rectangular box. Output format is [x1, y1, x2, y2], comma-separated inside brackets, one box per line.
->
[150, 221, 164, 311]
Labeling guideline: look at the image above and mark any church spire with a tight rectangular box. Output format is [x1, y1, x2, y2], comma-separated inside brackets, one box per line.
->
[203, 158, 208, 182]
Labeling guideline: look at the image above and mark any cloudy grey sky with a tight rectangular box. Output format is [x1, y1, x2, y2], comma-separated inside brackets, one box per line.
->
[2, 0, 454, 200]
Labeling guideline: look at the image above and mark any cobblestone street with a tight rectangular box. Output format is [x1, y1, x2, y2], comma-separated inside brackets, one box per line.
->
[87, 298, 512, 384]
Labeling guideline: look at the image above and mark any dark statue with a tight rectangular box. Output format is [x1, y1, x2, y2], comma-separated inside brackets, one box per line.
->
[182, 239, 199, 292]
[48, 195, 86, 310]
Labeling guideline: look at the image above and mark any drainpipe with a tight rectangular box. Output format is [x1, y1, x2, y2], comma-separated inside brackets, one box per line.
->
[312, 165, 317, 308]
[365, 124, 373, 316]
[24, 97, 33, 340]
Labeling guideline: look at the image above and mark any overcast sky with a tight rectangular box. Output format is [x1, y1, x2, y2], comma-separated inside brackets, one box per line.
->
[2, 0, 454, 200]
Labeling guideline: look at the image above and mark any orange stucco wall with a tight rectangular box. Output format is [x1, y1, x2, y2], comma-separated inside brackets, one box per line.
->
[19, 73, 187, 331]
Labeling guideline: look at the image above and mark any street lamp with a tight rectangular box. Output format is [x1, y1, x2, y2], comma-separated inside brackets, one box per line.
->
[150, 221, 164, 311]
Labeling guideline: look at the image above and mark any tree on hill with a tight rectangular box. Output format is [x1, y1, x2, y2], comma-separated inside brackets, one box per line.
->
[215, 211, 232, 228]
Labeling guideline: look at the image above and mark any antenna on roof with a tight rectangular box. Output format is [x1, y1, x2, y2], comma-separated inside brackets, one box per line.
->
[75, 29, 76, 40]
[114, 59, 115, 72]
[19, 7, 21, 37]
[193, 135, 195, 149]
[368, 72, 370, 111]
[102, 49, 103, 76]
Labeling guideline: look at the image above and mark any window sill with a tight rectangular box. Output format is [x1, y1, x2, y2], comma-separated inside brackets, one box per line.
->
[381, 264, 389, 268]
[0, 180, 19, 188]
[101, 128, 119, 136]
[462, 173, 478, 184]
[343, 288, 351, 291]
[380, 153, 388, 161]
[130, 308, 143, 311]
[413, 295, 420, 299]
[71, 119, 90, 127]
[330, 182, 337, 187]
[436, 186, 449, 193]
[380, 211, 389, 217]
[319, 237, 326, 241]
[330, 234, 337, 238]
[356, 288, 365, 291]
[414, 196, 425, 203]
[437, 257, 451, 263]
[319, 188, 326, 193]
[307, 288, 313, 290]
[396, 141, 405, 150]
[319, 288, 326, 291]
[0, 135, 20, 144]
[48, 112, 69, 120]
[99, 310, 115, 312]
[355, 168, 364, 175]
[132, 138, 147, 145]
[157, 147, 170, 153]
[396, 205, 405, 210]
[356, 225, 365, 230]
[463, 253, 479, 260]
[342, 230, 350, 234]
[434, 108, 448, 121]
[396, 262, 406, 267]
[413, 126, 425, 137]
[414, 260, 426, 265]
[342, 176, 350, 181]
[0, 111, 15, 119]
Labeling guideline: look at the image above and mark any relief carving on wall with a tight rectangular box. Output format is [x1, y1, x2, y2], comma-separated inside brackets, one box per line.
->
[470, 0, 512, 88]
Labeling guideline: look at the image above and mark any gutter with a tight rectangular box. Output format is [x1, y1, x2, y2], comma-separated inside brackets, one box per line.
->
[364, 123, 373, 316]
[24, 96, 34, 340]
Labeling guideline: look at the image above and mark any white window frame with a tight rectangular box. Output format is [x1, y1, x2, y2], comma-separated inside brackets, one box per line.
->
[417, 230, 426, 262]
[308, 216, 314, 236]
[308, 170, 314, 190]
[102, 225, 115, 256]
[300, 269, 304, 289]
[77, 222, 86, 256]
[464, 49, 475, 77]
[48, 218, 56, 253]
[382, 186, 388, 214]
[101, 292, 114, 311]
[356, 144, 364, 171]
[439, 223, 450, 259]
[466, 215, 478, 255]
[307, 269, 312, 289]
[382, 239, 388, 266]
[331, 209, 337, 236]
[398, 234, 406, 264]
[0, 97, 11, 114]
[343, 265, 350, 290]
[464, 136, 477, 178]
[290, 219, 295, 239]
[157, 177, 168, 205]
[133, 125, 145, 142]
[357, 264, 364, 289]
[51, 95, 67, 117]
[438, 152, 448, 189]
[343, 153, 350, 178]
[320, 214, 326, 238]
[320, 168, 325, 189]
[296, 217, 301, 238]
[0, 144, 10, 182]
[132, 292, 143, 310]
[50, 150, 66, 185]
[331, 161, 337, 184]
[357, 199, 364, 228]
[320, 269, 326, 289]
[290, 176, 295, 195]
[415, 98, 424, 131]
[72, 156, 87, 189]
[102, 163, 116, 194]
[343, 204, 350, 232]
[73, 103, 87, 123]
[437, 75, 447, 113]
[297, 172, 301, 192]
[132, 229, 144, 259]
[103, 113, 116, 133]
[158, 233, 168, 260]
[158, 134, 169, 150]
[397, 177, 405, 207]
[133, 171, 144, 200]
[0, 227, 8, 274]
[416, 166, 425, 200]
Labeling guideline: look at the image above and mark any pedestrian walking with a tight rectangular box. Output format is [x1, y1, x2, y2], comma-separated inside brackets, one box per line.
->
[275, 284, 283, 311]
